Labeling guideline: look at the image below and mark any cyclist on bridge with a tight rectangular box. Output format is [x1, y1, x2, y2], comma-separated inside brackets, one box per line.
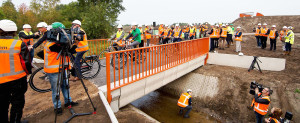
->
[108, 24, 125, 51]
[123, 22, 141, 48]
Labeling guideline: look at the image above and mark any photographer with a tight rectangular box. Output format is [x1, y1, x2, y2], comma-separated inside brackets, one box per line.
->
[265, 107, 282, 123]
[44, 22, 78, 115]
[251, 87, 271, 123]
[70, 20, 89, 81]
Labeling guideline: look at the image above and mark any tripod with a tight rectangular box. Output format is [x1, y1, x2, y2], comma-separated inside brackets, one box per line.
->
[248, 56, 262, 73]
[54, 44, 96, 123]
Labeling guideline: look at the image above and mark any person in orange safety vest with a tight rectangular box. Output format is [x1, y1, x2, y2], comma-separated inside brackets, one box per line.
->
[0, 19, 31, 123]
[267, 25, 279, 51]
[251, 86, 271, 123]
[70, 20, 89, 81]
[264, 107, 282, 123]
[178, 89, 192, 118]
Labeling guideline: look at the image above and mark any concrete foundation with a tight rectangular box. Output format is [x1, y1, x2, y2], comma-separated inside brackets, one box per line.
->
[207, 53, 286, 71]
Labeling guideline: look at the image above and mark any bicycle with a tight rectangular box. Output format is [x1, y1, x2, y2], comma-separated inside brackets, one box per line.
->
[29, 55, 101, 93]
[98, 40, 123, 67]
[110, 39, 146, 70]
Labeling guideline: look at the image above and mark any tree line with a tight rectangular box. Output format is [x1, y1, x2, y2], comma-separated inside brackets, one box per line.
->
[0, 0, 125, 39]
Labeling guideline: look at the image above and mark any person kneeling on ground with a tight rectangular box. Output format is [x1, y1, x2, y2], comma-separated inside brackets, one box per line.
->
[44, 22, 79, 115]
[178, 89, 192, 118]
[265, 107, 282, 123]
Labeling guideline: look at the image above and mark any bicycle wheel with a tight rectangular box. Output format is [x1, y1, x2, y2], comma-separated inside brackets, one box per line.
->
[29, 67, 51, 93]
[81, 56, 101, 79]
[98, 48, 112, 67]
[111, 53, 127, 70]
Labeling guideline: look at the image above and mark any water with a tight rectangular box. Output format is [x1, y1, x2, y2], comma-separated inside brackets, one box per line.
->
[131, 91, 220, 123]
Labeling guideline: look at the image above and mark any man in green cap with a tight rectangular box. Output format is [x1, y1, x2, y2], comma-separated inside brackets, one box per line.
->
[43, 22, 79, 115]
[123, 22, 141, 48]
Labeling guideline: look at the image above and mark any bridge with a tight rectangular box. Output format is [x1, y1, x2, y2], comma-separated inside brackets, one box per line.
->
[85, 37, 210, 112]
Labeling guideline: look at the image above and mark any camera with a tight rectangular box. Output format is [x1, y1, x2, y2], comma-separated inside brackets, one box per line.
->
[280, 111, 293, 123]
[249, 81, 264, 95]
[47, 27, 85, 45]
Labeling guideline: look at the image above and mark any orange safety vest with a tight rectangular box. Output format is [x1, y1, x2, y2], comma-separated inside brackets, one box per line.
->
[279, 30, 287, 41]
[255, 28, 261, 36]
[268, 117, 279, 123]
[144, 27, 151, 39]
[269, 29, 277, 39]
[177, 93, 191, 108]
[209, 28, 218, 38]
[0, 39, 27, 84]
[186, 27, 190, 33]
[261, 28, 269, 37]
[221, 28, 227, 38]
[75, 28, 89, 52]
[251, 93, 270, 115]
[44, 41, 70, 73]
[174, 28, 181, 37]
[235, 31, 243, 41]
[163, 28, 170, 37]
[189, 28, 195, 37]
[216, 28, 220, 38]
[20, 31, 34, 46]
[158, 26, 164, 36]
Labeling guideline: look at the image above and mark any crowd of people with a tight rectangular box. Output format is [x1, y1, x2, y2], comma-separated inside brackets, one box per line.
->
[254, 23, 294, 55]
[0, 19, 89, 123]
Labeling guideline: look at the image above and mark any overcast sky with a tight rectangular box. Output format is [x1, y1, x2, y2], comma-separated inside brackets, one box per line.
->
[3, 0, 300, 25]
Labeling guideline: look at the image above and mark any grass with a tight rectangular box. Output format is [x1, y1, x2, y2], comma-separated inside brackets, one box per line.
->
[295, 88, 300, 94]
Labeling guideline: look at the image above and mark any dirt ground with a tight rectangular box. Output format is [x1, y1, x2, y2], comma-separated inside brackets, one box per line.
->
[190, 35, 300, 122]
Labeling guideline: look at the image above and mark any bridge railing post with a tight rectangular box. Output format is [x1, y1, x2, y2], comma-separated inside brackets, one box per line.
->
[106, 52, 112, 103]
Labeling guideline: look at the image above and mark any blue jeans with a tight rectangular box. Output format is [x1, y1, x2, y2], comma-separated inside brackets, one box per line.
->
[180, 105, 192, 117]
[285, 42, 292, 51]
[255, 111, 264, 123]
[173, 38, 181, 42]
[256, 36, 261, 47]
[30, 48, 34, 62]
[74, 51, 87, 77]
[47, 72, 72, 109]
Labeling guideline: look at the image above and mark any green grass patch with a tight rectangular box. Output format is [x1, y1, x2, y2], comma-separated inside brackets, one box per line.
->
[295, 88, 300, 94]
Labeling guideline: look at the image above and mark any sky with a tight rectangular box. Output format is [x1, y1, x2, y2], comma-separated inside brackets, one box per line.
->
[2, 0, 300, 25]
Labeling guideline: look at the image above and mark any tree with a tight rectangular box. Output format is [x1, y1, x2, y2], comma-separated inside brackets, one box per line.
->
[0, 0, 17, 21]
[77, 0, 125, 39]
[16, 3, 38, 32]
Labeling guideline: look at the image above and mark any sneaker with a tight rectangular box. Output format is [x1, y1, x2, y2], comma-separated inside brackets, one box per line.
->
[54, 108, 63, 115]
[64, 101, 79, 108]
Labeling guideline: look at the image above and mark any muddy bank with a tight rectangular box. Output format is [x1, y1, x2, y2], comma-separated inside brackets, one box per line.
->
[160, 35, 300, 122]
[132, 91, 220, 123]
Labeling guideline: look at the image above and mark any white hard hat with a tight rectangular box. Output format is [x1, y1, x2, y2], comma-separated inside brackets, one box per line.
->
[37, 22, 48, 28]
[175, 24, 179, 27]
[263, 23, 267, 26]
[283, 26, 287, 29]
[288, 26, 293, 30]
[216, 25, 219, 27]
[187, 89, 192, 92]
[237, 26, 241, 29]
[222, 24, 226, 27]
[226, 23, 229, 26]
[165, 24, 169, 27]
[72, 20, 81, 26]
[47, 25, 52, 30]
[238, 52, 244, 56]
[23, 24, 32, 29]
[117, 24, 122, 28]
[138, 24, 142, 27]
[0, 19, 17, 31]
[272, 25, 276, 28]
[258, 23, 261, 26]
[131, 22, 137, 26]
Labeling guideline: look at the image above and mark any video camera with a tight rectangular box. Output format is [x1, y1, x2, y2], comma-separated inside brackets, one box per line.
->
[47, 27, 85, 45]
[249, 81, 263, 95]
[280, 111, 293, 123]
